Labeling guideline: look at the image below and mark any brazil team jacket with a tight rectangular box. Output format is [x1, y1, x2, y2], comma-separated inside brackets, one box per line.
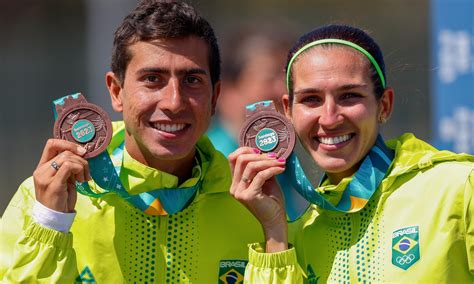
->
[1, 121, 264, 283]
[245, 133, 474, 283]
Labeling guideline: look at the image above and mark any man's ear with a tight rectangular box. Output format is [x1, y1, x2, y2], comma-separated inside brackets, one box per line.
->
[378, 87, 394, 123]
[106, 71, 124, 113]
[282, 94, 291, 120]
[211, 81, 221, 116]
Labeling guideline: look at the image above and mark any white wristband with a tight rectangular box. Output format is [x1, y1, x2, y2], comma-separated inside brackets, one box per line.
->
[32, 201, 76, 233]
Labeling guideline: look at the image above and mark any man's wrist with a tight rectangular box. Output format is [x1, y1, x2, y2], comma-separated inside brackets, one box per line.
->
[32, 200, 76, 232]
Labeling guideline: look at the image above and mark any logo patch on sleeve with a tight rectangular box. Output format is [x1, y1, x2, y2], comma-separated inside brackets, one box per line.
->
[391, 226, 420, 270]
[75, 266, 96, 283]
[218, 259, 247, 284]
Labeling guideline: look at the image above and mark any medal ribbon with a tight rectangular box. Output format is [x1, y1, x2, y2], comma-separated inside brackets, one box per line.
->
[279, 135, 394, 220]
[53, 95, 201, 215]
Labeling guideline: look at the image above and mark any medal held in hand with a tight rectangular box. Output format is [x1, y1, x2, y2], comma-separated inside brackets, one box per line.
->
[238, 100, 296, 160]
[53, 93, 112, 159]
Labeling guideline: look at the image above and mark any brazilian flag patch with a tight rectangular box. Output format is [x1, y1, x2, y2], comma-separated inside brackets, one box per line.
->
[392, 226, 420, 270]
[218, 259, 247, 284]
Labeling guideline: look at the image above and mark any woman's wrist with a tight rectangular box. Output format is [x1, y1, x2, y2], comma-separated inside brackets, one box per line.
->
[263, 222, 288, 253]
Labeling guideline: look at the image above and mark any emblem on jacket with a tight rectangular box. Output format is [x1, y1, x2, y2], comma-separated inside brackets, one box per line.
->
[75, 266, 96, 283]
[307, 264, 320, 283]
[218, 259, 247, 284]
[392, 226, 420, 270]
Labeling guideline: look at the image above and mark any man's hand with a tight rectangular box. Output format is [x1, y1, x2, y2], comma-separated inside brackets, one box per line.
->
[229, 147, 288, 252]
[33, 139, 90, 213]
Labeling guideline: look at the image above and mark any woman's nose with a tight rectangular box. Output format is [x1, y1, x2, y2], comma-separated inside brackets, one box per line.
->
[318, 100, 343, 128]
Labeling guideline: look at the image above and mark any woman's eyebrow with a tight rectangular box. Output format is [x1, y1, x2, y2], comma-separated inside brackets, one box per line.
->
[294, 83, 368, 96]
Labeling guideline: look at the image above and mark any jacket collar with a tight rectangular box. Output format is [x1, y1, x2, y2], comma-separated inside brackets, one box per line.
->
[386, 133, 473, 178]
[109, 121, 231, 197]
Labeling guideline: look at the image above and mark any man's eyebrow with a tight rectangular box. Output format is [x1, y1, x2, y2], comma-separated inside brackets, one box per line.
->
[136, 67, 168, 75]
[136, 68, 208, 76]
[182, 68, 207, 75]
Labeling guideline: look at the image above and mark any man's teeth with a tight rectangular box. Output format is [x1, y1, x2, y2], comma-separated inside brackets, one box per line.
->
[153, 123, 186, 133]
[318, 134, 352, 145]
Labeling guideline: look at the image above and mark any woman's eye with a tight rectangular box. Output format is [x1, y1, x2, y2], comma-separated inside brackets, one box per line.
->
[301, 96, 321, 104]
[340, 93, 362, 100]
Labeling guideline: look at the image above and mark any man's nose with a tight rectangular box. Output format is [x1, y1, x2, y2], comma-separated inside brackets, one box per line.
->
[159, 78, 185, 114]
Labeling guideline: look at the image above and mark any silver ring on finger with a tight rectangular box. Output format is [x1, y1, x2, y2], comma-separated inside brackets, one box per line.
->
[51, 161, 61, 171]
[241, 176, 251, 184]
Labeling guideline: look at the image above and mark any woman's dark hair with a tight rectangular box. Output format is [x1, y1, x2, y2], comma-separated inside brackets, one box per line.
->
[111, 0, 220, 88]
[286, 24, 386, 103]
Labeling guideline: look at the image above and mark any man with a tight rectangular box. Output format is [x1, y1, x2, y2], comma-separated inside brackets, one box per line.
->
[0, 1, 262, 283]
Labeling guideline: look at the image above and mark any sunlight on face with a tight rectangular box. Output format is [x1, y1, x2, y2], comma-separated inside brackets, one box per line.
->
[289, 46, 384, 183]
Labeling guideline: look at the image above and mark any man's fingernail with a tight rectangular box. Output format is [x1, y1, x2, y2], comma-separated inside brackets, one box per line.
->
[77, 147, 87, 155]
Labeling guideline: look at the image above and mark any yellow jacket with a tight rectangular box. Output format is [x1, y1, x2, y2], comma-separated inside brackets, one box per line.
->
[246, 134, 474, 283]
[1, 121, 264, 283]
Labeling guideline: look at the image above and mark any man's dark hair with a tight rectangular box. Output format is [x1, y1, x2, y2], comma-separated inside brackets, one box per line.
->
[286, 24, 386, 103]
[111, 0, 220, 87]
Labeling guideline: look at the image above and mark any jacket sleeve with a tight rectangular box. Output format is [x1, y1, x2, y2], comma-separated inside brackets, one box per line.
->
[465, 169, 474, 276]
[244, 243, 303, 284]
[0, 177, 78, 283]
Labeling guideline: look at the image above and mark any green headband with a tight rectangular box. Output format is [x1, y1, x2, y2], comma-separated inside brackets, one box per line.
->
[286, 38, 386, 92]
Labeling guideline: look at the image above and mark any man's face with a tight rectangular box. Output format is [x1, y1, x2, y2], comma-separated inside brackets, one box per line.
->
[108, 36, 218, 168]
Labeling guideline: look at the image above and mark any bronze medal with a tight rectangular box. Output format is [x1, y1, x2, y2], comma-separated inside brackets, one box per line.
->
[53, 94, 112, 159]
[238, 101, 296, 160]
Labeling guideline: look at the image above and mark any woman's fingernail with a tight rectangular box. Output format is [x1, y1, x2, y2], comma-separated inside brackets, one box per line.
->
[267, 152, 277, 158]
[277, 158, 286, 163]
[77, 146, 87, 155]
[252, 148, 261, 154]
[279, 165, 286, 169]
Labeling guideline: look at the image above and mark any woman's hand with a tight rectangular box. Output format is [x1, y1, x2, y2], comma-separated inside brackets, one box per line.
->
[229, 147, 288, 252]
[33, 139, 91, 213]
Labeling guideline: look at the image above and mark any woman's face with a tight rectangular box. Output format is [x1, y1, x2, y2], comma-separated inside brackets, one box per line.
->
[284, 46, 393, 184]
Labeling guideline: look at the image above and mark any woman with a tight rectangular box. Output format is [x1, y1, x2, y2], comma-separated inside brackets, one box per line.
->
[229, 24, 474, 283]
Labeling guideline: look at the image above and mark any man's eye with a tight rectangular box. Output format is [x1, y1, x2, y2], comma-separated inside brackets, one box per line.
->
[185, 76, 199, 84]
[145, 75, 159, 83]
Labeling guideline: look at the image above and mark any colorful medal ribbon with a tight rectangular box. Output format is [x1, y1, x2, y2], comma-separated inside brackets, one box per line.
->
[53, 95, 201, 215]
[279, 135, 394, 219]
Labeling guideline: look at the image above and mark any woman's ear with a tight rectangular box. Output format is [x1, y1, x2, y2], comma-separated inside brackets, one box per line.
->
[378, 88, 394, 123]
[106, 72, 124, 113]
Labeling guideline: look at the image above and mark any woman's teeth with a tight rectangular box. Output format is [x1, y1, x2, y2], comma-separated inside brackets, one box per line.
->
[318, 134, 352, 145]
